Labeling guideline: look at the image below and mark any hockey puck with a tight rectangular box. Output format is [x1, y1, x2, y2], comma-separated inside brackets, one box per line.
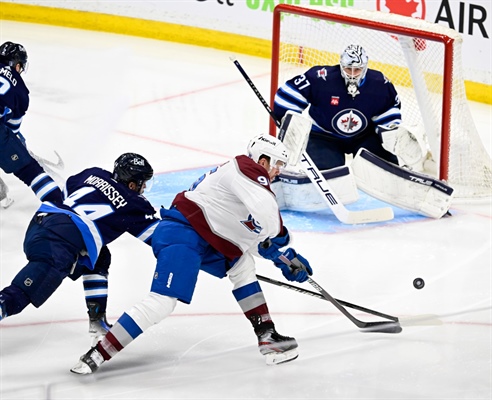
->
[413, 278, 425, 289]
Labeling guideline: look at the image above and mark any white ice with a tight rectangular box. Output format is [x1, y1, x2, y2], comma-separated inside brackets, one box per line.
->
[0, 21, 491, 400]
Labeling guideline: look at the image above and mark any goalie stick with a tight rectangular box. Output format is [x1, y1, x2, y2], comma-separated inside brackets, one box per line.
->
[256, 274, 399, 322]
[231, 58, 393, 224]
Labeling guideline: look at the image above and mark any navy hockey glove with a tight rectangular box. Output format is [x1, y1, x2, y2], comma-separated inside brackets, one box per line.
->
[274, 248, 313, 283]
[258, 227, 290, 260]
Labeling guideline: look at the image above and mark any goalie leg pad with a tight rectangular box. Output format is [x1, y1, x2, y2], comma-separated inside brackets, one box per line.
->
[271, 165, 359, 211]
[352, 149, 454, 218]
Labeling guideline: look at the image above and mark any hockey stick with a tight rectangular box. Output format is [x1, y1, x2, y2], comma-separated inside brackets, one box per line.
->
[231, 58, 393, 224]
[307, 276, 402, 333]
[256, 274, 399, 322]
[275, 253, 402, 334]
[29, 150, 65, 170]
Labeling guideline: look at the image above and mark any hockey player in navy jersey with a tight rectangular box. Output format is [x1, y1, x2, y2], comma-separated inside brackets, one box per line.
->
[71, 134, 313, 374]
[0, 41, 63, 208]
[0, 153, 160, 343]
[274, 44, 402, 170]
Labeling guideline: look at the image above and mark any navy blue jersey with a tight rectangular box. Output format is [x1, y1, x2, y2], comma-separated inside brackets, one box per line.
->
[274, 66, 401, 140]
[0, 63, 29, 133]
[37, 167, 160, 269]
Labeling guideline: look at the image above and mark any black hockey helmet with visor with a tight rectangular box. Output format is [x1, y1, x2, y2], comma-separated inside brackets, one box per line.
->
[113, 153, 154, 193]
[0, 41, 28, 73]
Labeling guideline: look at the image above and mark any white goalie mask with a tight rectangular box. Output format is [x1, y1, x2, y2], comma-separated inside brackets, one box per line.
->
[340, 44, 369, 97]
[247, 134, 289, 171]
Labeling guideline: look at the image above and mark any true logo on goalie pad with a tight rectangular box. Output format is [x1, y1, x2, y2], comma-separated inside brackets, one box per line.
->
[352, 149, 454, 218]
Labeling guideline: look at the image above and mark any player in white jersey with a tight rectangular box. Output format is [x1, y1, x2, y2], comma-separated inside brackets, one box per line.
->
[71, 134, 314, 374]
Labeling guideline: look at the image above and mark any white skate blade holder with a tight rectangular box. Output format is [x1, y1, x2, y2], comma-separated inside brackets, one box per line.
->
[265, 348, 299, 366]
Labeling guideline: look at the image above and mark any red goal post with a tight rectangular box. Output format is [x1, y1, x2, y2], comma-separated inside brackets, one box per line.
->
[269, 4, 491, 202]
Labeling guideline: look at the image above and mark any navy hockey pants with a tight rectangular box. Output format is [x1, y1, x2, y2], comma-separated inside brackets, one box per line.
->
[306, 131, 398, 170]
[0, 213, 86, 316]
[0, 124, 43, 182]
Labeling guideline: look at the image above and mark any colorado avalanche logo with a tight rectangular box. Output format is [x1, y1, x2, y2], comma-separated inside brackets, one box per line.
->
[332, 109, 368, 137]
[241, 214, 262, 234]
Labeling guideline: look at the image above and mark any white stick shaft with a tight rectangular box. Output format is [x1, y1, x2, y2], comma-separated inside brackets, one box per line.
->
[299, 152, 394, 224]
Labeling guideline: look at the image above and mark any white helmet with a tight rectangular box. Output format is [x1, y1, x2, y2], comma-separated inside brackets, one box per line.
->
[247, 134, 289, 169]
[340, 44, 368, 96]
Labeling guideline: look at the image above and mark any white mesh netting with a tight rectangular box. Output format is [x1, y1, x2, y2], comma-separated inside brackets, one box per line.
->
[272, 5, 491, 201]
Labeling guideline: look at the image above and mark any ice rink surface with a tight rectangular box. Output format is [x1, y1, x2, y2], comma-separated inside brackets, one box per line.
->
[0, 21, 491, 400]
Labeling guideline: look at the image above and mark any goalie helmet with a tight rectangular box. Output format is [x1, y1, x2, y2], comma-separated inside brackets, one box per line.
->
[0, 41, 28, 73]
[113, 153, 153, 193]
[340, 44, 368, 97]
[247, 134, 289, 170]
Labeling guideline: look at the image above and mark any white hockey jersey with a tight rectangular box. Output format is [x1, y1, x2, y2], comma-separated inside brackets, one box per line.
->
[172, 155, 284, 260]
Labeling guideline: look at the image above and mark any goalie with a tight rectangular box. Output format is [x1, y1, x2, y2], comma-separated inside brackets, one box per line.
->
[271, 44, 452, 218]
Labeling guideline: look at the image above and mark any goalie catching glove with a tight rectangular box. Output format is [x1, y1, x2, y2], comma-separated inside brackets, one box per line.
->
[380, 124, 427, 168]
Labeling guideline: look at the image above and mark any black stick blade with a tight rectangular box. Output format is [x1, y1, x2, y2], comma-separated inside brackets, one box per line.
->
[360, 322, 403, 334]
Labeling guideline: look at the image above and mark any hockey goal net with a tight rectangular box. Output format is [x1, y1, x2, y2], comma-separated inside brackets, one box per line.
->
[269, 4, 491, 202]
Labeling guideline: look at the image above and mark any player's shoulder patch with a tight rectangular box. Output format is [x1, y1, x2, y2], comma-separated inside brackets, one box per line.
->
[235, 155, 271, 187]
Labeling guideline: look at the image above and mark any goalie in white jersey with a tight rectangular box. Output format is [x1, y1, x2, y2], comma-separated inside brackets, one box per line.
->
[71, 134, 313, 374]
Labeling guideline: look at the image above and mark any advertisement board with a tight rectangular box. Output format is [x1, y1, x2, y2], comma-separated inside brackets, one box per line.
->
[1, 0, 490, 87]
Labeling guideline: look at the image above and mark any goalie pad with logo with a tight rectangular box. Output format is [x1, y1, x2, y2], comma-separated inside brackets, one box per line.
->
[352, 149, 454, 218]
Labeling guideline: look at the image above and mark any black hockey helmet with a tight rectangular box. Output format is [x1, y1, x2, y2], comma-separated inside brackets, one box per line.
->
[0, 41, 28, 73]
[113, 153, 153, 193]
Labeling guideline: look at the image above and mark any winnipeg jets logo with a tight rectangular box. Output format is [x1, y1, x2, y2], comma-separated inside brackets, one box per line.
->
[317, 68, 328, 81]
[332, 109, 368, 137]
[241, 214, 262, 234]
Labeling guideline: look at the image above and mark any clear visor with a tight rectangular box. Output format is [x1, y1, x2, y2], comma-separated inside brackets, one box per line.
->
[270, 158, 286, 173]
[17, 61, 28, 74]
[141, 177, 154, 194]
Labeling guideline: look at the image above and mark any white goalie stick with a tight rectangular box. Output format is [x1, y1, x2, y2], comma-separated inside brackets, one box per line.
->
[231, 58, 394, 224]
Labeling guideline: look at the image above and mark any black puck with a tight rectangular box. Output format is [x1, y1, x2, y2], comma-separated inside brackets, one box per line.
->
[413, 278, 425, 289]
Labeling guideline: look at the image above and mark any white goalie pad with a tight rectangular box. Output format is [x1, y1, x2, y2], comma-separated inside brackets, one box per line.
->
[352, 148, 454, 218]
[272, 165, 359, 212]
[278, 110, 311, 166]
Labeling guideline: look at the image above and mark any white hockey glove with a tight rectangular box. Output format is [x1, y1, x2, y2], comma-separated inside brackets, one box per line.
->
[380, 124, 426, 168]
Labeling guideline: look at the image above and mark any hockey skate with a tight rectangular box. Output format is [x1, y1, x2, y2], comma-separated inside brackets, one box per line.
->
[87, 302, 112, 345]
[252, 316, 298, 365]
[70, 346, 104, 375]
[89, 314, 112, 345]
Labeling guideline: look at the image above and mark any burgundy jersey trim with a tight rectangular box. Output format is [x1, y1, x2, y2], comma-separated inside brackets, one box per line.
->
[172, 192, 242, 261]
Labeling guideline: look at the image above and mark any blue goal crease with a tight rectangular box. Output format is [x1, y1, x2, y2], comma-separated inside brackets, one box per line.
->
[146, 168, 426, 234]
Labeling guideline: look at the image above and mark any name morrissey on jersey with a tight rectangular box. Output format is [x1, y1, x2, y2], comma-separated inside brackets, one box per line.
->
[84, 175, 128, 209]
